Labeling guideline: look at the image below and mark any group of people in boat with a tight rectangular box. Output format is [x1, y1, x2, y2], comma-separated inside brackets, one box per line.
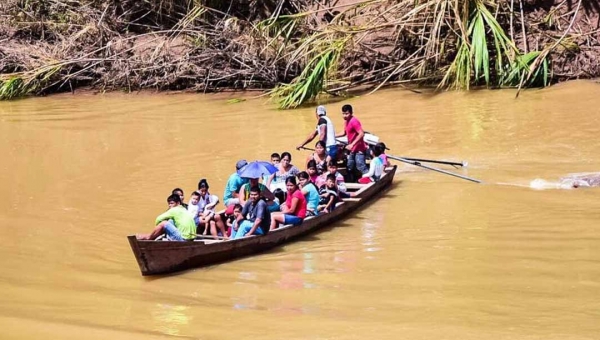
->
[137, 104, 390, 242]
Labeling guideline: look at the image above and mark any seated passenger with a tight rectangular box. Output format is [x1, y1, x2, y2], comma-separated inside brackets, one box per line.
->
[306, 141, 328, 175]
[136, 194, 196, 241]
[376, 142, 390, 167]
[359, 143, 385, 184]
[267, 152, 300, 192]
[262, 153, 281, 183]
[307, 160, 320, 183]
[238, 177, 280, 212]
[270, 177, 307, 230]
[187, 190, 201, 226]
[318, 174, 339, 214]
[223, 160, 250, 207]
[234, 186, 271, 239]
[316, 161, 347, 194]
[227, 204, 243, 238]
[196, 179, 223, 237]
[298, 171, 320, 217]
[172, 187, 188, 209]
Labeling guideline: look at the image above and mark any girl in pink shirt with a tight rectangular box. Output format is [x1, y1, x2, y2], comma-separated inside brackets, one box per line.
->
[269, 177, 307, 230]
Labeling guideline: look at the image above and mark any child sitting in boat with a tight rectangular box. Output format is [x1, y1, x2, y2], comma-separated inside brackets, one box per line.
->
[196, 179, 224, 237]
[376, 142, 390, 167]
[187, 190, 201, 225]
[359, 143, 385, 184]
[318, 174, 339, 214]
[316, 161, 347, 194]
[227, 204, 243, 238]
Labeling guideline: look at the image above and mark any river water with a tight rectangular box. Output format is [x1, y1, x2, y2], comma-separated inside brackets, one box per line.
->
[1, 81, 599, 339]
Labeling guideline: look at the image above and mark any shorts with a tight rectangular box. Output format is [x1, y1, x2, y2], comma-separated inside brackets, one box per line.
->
[164, 221, 185, 241]
[326, 145, 338, 160]
[283, 214, 303, 226]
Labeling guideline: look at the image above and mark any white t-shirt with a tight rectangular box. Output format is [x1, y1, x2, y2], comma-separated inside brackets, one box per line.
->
[317, 115, 336, 147]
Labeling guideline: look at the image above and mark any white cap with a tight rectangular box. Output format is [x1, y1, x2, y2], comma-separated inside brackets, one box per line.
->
[316, 105, 326, 116]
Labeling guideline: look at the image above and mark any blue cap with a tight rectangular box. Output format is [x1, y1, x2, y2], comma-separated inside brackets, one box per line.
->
[236, 159, 248, 170]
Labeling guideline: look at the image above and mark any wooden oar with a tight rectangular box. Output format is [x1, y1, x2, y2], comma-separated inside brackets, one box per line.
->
[400, 157, 466, 168]
[388, 155, 482, 184]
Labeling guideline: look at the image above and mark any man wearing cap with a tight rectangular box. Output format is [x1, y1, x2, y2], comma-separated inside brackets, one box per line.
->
[296, 105, 338, 162]
[223, 160, 250, 207]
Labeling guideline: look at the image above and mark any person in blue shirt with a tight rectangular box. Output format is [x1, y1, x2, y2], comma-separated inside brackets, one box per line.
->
[223, 160, 249, 207]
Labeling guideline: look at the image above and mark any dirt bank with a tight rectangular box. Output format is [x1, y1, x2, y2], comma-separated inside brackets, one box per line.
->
[0, 0, 598, 104]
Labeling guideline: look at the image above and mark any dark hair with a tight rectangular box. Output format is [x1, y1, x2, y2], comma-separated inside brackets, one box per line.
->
[197, 179, 209, 190]
[341, 104, 353, 114]
[376, 142, 386, 150]
[298, 171, 309, 180]
[249, 185, 261, 193]
[233, 204, 243, 211]
[315, 140, 326, 149]
[281, 152, 292, 161]
[191, 191, 201, 197]
[307, 159, 317, 170]
[285, 176, 298, 186]
[373, 144, 384, 157]
[271, 153, 280, 159]
[172, 188, 184, 195]
[273, 188, 286, 203]
[327, 160, 337, 168]
[167, 194, 181, 204]
[326, 174, 337, 182]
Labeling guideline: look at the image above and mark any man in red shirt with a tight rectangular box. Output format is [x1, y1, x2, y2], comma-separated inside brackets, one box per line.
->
[336, 104, 368, 181]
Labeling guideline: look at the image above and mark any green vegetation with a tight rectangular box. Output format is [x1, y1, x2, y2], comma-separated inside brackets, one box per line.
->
[0, 0, 593, 107]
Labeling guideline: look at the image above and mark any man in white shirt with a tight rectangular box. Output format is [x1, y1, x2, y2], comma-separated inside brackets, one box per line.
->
[296, 105, 338, 162]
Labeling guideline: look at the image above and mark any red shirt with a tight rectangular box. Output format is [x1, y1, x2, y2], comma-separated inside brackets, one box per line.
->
[286, 189, 307, 219]
[345, 116, 367, 152]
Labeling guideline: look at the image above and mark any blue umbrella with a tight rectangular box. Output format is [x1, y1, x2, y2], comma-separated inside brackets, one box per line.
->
[237, 161, 278, 179]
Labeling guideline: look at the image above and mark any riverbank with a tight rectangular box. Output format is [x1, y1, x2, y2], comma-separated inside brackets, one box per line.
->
[1, 0, 598, 107]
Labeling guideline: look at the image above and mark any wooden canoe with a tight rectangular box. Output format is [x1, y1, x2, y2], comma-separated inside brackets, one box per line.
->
[127, 165, 397, 276]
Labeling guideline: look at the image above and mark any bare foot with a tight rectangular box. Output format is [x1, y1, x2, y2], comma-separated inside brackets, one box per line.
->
[136, 234, 149, 240]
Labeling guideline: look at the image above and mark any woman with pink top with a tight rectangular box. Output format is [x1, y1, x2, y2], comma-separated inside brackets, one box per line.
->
[269, 177, 307, 230]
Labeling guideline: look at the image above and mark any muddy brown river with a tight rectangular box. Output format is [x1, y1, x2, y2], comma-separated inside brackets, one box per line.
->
[1, 81, 600, 339]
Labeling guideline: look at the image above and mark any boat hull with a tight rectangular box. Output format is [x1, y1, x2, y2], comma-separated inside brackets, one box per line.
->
[128, 165, 397, 276]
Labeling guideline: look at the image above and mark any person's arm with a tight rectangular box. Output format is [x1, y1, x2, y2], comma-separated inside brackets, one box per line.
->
[318, 124, 327, 143]
[154, 209, 174, 225]
[238, 185, 247, 206]
[335, 129, 346, 138]
[283, 196, 299, 214]
[297, 130, 318, 150]
[363, 159, 376, 178]
[267, 172, 275, 188]
[346, 128, 365, 151]
[324, 195, 335, 212]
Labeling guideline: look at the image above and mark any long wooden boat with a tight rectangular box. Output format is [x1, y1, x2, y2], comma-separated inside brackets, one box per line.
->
[127, 165, 397, 276]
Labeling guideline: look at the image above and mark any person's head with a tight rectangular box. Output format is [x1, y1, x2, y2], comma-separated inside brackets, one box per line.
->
[372, 143, 384, 157]
[376, 142, 387, 153]
[236, 159, 248, 171]
[327, 160, 338, 173]
[315, 105, 327, 118]
[248, 177, 259, 186]
[167, 193, 182, 208]
[281, 152, 292, 166]
[270, 153, 281, 165]
[315, 140, 326, 155]
[233, 204, 243, 216]
[273, 188, 286, 204]
[285, 176, 298, 193]
[249, 185, 262, 203]
[197, 179, 209, 195]
[190, 191, 201, 205]
[297, 171, 310, 187]
[326, 174, 337, 189]
[307, 160, 318, 176]
[172, 188, 184, 202]
[341, 104, 353, 121]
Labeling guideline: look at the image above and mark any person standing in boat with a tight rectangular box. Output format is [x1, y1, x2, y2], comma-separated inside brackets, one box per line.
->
[233, 186, 272, 239]
[336, 104, 368, 182]
[296, 105, 338, 162]
[267, 152, 300, 191]
[270, 177, 307, 230]
[136, 194, 196, 241]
